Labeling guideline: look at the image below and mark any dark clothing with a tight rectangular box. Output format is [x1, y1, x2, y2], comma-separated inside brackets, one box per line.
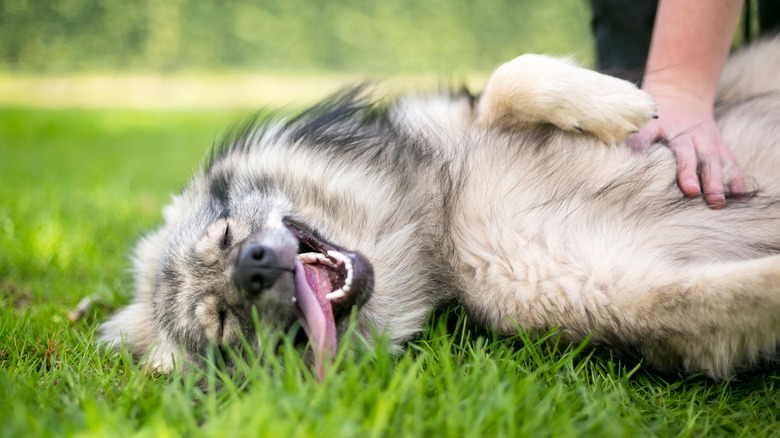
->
[758, 0, 780, 33]
[589, 0, 780, 81]
[589, 0, 658, 80]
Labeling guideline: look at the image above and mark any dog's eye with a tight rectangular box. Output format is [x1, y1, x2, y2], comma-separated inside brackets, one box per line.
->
[220, 223, 231, 250]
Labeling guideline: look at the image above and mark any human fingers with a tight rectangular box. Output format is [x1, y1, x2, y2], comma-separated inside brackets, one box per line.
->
[721, 147, 747, 197]
[669, 138, 702, 198]
[698, 150, 726, 209]
[729, 175, 747, 199]
[627, 122, 661, 153]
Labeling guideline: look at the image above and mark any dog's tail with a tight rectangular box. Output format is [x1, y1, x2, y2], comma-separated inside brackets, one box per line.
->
[718, 36, 780, 101]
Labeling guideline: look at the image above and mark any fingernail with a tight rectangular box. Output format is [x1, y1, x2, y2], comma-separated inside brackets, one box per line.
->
[705, 192, 726, 209]
[680, 179, 701, 196]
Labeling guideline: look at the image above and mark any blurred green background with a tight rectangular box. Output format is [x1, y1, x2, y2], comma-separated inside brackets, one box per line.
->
[0, 0, 596, 108]
[0, 0, 593, 74]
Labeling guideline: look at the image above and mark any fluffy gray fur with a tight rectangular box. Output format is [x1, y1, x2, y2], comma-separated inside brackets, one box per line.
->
[101, 38, 780, 379]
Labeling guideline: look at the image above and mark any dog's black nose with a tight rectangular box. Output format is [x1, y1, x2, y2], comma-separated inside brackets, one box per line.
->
[234, 243, 283, 296]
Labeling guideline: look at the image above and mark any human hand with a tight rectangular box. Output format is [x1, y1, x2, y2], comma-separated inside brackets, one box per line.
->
[627, 88, 745, 209]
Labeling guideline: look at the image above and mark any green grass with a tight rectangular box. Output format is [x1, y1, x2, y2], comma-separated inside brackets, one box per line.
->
[2, 108, 780, 438]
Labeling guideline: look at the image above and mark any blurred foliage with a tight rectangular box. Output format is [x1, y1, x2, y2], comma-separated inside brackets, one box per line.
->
[0, 0, 594, 73]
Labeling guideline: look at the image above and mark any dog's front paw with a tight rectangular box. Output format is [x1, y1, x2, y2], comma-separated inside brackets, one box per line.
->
[561, 70, 658, 143]
[477, 54, 657, 143]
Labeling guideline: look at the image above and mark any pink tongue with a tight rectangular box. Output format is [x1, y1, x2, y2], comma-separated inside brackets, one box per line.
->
[294, 259, 337, 380]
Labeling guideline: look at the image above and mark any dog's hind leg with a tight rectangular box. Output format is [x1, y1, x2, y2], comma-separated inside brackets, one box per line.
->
[461, 252, 780, 378]
[476, 54, 657, 143]
[579, 255, 780, 378]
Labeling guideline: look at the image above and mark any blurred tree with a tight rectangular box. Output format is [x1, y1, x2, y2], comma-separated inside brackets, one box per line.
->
[0, 0, 593, 73]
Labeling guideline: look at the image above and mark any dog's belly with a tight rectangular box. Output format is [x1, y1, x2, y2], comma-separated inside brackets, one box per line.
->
[450, 137, 665, 332]
[716, 95, 780, 193]
[448, 125, 780, 338]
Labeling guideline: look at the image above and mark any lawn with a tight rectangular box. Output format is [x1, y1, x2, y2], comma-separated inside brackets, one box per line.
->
[2, 108, 780, 437]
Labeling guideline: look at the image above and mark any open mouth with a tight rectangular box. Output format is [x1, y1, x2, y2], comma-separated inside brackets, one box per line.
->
[284, 219, 374, 379]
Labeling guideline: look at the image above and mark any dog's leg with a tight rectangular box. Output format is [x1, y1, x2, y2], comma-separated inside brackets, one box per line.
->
[461, 253, 780, 378]
[476, 55, 657, 143]
[612, 255, 780, 377]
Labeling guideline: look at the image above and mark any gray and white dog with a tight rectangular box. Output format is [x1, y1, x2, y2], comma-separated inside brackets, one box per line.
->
[101, 39, 780, 379]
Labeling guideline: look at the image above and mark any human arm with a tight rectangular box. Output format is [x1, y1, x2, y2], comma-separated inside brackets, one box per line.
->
[629, 0, 745, 209]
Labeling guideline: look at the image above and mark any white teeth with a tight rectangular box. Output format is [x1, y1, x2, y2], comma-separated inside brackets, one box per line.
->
[325, 290, 346, 300]
[326, 250, 353, 289]
[297, 252, 336, 267]
[297, 253, 318, 263]
[297, 250, 355, 301]
[326, 251, 354, 301]
[326, 250, 348, 264]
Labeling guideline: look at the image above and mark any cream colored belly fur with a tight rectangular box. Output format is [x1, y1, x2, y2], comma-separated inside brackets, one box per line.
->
[446, 49, 780, 378]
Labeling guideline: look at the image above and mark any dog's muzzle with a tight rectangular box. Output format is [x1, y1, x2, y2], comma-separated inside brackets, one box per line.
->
[233, 242, 287, 296]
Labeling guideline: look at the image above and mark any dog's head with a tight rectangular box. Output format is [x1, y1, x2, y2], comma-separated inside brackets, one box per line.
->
[101, 151, 376, 379]
[100, 93, 453, 377]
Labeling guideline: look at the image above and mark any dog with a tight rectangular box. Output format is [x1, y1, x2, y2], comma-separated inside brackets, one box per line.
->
[100, 38, 780, 380]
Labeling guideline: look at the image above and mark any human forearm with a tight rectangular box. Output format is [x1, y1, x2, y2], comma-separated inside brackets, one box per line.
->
[643, 0, 743, 107]
[631, 0, 746, 208]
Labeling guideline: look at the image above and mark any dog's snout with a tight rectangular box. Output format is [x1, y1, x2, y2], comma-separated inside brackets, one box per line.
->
[234, 242, 284, 296]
